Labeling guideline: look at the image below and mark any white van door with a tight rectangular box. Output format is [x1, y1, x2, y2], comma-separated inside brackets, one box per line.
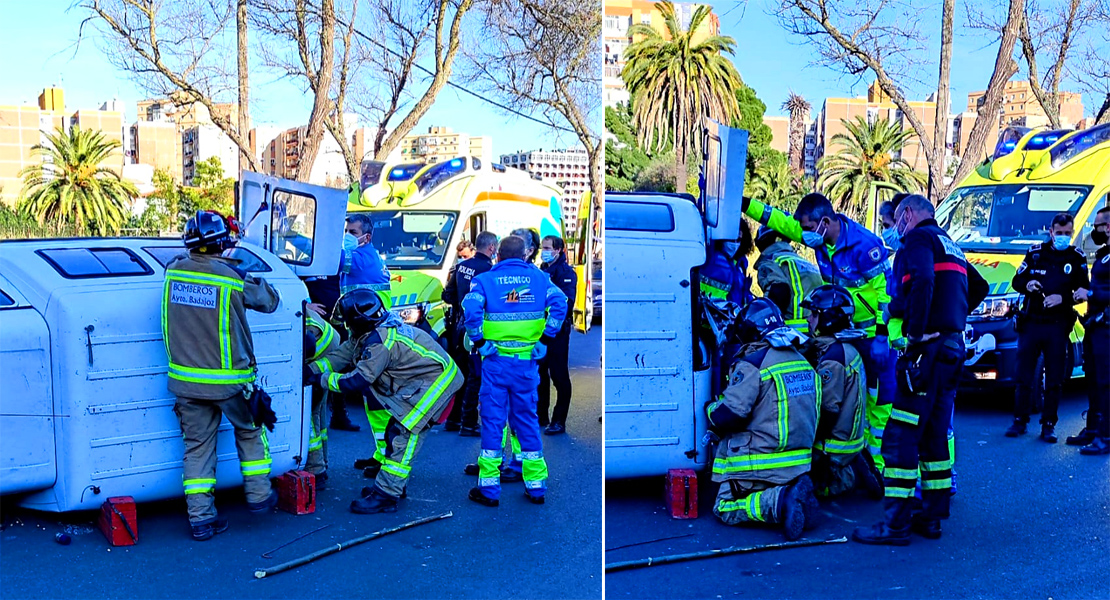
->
[238, 171, 347, 277]
[701, 119, 750, 242]
[0, 275, 56, 495]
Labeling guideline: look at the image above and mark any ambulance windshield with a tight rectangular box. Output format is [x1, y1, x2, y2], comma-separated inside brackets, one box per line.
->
[366, 210, 458, 269]
[936, 184, 1091, 253]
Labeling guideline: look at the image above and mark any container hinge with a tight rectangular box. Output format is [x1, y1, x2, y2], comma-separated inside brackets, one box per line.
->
[85, 325, 96, 366]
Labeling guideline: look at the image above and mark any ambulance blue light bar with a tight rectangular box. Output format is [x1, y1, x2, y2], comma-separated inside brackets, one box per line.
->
[1025, 129, 1071, 151]
[992, 126, 1031, 160]
[1050, 123, 1110, 168]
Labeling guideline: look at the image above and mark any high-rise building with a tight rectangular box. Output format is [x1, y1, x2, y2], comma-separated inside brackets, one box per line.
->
[813, 81, 939, 174]
[131, 120, 182, 181]
[133, 98, 244, 181]
[397, 126, 492, 165]
[603, 1, 719, 107]
[967, 80, 1084, 130]
[500, 147, 592, 238]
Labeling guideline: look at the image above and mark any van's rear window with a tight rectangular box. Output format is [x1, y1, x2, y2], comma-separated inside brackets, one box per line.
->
[36, 248, 154, 279]
[606, 202, 675, 232]
[143, 246, 272, 273]
[0, 289, 13, 307]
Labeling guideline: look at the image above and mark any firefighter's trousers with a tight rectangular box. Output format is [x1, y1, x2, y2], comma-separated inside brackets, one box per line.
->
[713, 480, 787, 525]
[305, 385, 329, 475]
[174, 394, 272, 524]
[476, 354, 548, 501]
[370, 419, 426, 498]
[363, 393, 391, 464]
[860, 340, 895, 473]
[882, 334, 963, 530]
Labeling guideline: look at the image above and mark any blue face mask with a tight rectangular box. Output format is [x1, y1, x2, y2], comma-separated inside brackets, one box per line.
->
[541, 250, 557, 264]
[343, 233, 358, 251]
[1052, 235, 1071, 251]
[801, 231, 824, 249]
[722, 242, 741, 258]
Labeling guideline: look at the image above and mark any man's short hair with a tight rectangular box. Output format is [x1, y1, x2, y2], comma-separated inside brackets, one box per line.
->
[879, 201, 896, 220]
[890, 193, 912, 213]
[498, 235, 527, 261]
[898, 194, 934, 217]
[543, 235, 566, 251]
[1098, 206, 1110, 217]
[1051, 212, 1074, 228]
[345, 213, 374, 232]
[794, 193, 835, 222]
[475, 231, 498, 252]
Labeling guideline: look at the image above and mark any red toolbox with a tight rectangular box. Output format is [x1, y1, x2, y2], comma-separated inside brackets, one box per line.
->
[276, 470, 316, 515]
[664, 469, 698, 519]
[98, 496, 138, 546]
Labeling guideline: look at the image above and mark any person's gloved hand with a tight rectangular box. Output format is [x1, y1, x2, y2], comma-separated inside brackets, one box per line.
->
[473, 338, 497, 357]
[871, 335, 891, 370]
[890, 335, 908, 352]
[305, 370, 323, 388]
[532, 341, 547, 361]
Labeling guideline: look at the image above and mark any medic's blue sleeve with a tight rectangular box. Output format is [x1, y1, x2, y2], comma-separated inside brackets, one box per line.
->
[462, 274, 488, 342]
[543, 277, 568, 338]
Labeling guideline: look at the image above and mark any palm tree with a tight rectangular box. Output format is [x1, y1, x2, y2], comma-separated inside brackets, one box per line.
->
[817, 116, 927, 219]
[19, 126, 136, 236]
[622, 1, 742, 192]
[782, 92, 811, 173]
[750, 157, 804, 212]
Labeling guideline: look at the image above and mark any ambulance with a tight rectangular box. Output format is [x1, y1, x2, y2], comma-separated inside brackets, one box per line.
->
[0, 173, 345, 511]
[934, 123, 1110, 392]
[604, 120, 748, 478]
[348, 157, 596, 338]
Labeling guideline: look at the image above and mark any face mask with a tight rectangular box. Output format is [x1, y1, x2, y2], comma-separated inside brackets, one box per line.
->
[343, 233, 358, 251]
[1092, 228, 1108, 246]
[1052, 234, 1071, 251]
[540, 250, 557, 264]
[722, 242, 741, 258]
[896, 212, 912, 237]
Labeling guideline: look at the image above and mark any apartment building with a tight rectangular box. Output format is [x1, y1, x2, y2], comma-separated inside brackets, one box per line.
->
[398, 126, 492, 165]
[501, 147, 592, 237]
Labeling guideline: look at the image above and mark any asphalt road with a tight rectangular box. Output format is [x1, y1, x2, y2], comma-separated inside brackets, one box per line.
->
[0, 328, 603, 600]
[605, 387, 1110, 600]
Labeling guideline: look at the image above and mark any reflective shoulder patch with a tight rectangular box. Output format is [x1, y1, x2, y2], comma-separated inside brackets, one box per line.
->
[169, 281, 218, 309]
[938, 235, 966, 260]
[1064, 263, 1072, 274]
[868, 247, 883, 263]
[781, 369, 816, 397]
[1017, 261, 1028, 274]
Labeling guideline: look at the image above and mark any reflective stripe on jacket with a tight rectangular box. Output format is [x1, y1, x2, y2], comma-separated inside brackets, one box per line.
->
[461, 258, 568, 357]
[312, 323, 462, 432]
[755, 241, 823, 331]
[162, 253, 280, 399]
[707, 338, 820, 486]
[810, 336, 867, 466]
[305, 312, 339, 362]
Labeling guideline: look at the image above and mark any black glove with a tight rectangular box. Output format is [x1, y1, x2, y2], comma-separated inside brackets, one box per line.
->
[246, 386, 278, 432]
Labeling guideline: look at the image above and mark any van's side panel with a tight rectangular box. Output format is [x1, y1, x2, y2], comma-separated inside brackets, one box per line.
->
[605, 197, 707, 479]
[0, 281, 56, 495]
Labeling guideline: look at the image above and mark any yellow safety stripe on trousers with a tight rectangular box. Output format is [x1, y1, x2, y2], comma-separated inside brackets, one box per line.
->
[241, 429, 272, 476]
[922, 477, 953, 490]
[761, 360, 819, 452]
[716, 490, 766, 522]
[920, 459, 953, 471]
[384, 328, 459, 430]
[381, 433, 420, 479]
[183, 478, 217, 494]
[849, 353, 867, 440]
[885, 486, 915, 498]
[884, 467, 919, 480]
[891, 409, 919, 426]
[712, 448, 812, 475]
[815, 436, 866, 454]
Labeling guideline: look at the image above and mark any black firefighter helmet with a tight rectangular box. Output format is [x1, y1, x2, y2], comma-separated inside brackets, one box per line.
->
[183, 210, 233, 252]
[336, 289, 389, 338]
[800, 284, 855, 335]
[734, 297, 787, 344]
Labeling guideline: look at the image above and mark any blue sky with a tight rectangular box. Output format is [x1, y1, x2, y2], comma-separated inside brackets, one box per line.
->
[0, 1, 574, 158]
[706, 0, 1101, 120]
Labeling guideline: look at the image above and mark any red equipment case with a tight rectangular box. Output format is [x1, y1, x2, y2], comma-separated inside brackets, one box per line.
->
[98, 496, 138, 546]
[276, 470, 316, 515]
[664, 469, 698, 519]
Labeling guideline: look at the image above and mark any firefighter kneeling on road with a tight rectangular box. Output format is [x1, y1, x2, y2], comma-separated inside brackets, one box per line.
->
[306, 289, 463, 514]
[799, 285, 883, 499]
[706, 298, 821, 541]
[162, 211, 281, 541]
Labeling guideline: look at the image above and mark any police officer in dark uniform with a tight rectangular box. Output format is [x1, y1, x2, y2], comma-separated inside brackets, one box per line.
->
[1005, 213, 1090, 443]
[440, 231, 497, 436]
[1072, 206, 1110, 455]
[538, 235, 578, 434]
[853, 194, 987, 545]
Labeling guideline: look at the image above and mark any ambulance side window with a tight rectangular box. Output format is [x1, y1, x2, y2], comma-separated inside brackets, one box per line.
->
[271, 190, 316, 266]
[37, 248, 154, 279]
